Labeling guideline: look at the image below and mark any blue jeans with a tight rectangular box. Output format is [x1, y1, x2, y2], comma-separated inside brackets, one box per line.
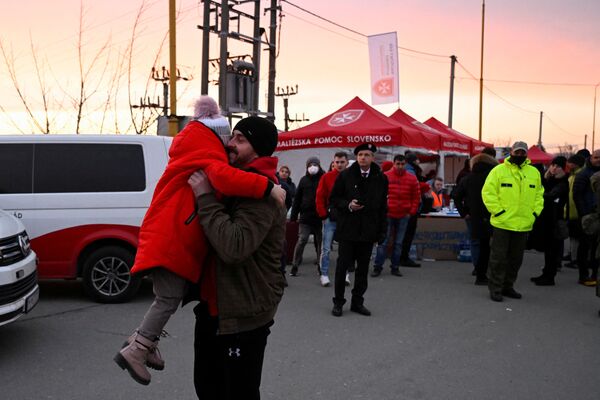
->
[374, 216, 410, 269]
[319, 218, 336, 276]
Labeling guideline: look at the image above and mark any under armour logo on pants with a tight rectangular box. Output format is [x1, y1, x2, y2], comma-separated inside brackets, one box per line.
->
[228, 347, 241, 358]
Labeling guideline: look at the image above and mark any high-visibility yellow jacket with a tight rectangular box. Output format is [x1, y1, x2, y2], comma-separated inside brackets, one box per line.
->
[565, 166, 582, 220]
[482, 157, 544, 232]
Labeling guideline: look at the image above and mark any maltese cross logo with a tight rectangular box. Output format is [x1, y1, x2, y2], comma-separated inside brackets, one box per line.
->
[327, 110, 364, 127]
[373, 77, 394, 97]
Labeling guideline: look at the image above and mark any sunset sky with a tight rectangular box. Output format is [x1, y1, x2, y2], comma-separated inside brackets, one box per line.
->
[1, 0, 599, 151]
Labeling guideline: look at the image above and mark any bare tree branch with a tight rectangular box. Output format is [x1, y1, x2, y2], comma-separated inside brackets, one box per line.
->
[0, 39, 45, 133]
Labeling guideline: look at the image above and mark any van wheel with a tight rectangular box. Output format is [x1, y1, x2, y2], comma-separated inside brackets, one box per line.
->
[82, 246, 140, 303]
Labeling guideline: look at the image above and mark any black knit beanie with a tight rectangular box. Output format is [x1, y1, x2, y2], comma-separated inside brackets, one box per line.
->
[551, 156, 567, 169]
[233, 117, 279, 157]
[567, 154, 585, 168]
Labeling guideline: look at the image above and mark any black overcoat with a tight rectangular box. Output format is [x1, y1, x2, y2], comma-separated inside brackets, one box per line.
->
[330, 161, 388, 243]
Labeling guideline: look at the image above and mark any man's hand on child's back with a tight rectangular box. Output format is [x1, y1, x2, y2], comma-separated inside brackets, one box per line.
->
[270, 185, 286, 208]
[188, 170, 214, 197]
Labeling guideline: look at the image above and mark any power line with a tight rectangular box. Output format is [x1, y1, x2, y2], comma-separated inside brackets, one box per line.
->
[285, 10, 450, 64]
[457, 61, 583, 140]
[455, 76, 597, 88]
[284, 12, 365, 45]
[456, 61, 538, 114]
[544, 114, 581, 138]
[5, 3, 201, 76]
[280, 0, 450, 58]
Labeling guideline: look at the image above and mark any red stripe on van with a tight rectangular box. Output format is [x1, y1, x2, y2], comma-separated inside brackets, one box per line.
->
[31, 225, 140, 279]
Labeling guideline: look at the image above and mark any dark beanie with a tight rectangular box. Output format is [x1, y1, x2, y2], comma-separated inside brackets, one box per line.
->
[551, 156, 567, 169]
[405, 152, 418, 164]
[576, 149, 591, 159]
[233, 117, 279, 157]
[567, 154, 585, 167]
[306, 156, 320, 167]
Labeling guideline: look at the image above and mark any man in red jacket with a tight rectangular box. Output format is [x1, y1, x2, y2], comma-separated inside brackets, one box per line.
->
[371, 155, 420, 277]
[315, 151, 349, 287]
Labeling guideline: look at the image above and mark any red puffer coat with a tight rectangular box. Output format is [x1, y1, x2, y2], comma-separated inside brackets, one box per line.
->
[131, 121, 270, 283]
[385, 167, 420, 218]
[315, 169, 340, 219]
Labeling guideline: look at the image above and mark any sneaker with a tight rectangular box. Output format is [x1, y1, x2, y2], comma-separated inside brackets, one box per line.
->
[390, 268, 403, 277]
[580, 278, 597, 287]
[370, 268, 382, 277]
[345, 273, 351, 286]
[290, 266, 298, 277]
[502, 288, 522, 299]
[400, 258, 421, 268]
[320, 275, 330, 287]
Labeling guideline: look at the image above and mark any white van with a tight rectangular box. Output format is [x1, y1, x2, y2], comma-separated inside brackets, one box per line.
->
[0, 135, 172, 303]
[0, 208, 38, 326]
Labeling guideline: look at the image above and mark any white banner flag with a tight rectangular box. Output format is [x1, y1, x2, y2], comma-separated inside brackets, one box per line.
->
[368, 32, 399, 105]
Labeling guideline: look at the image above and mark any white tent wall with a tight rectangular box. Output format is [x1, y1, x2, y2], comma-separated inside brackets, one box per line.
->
[441, 153, 469, 184]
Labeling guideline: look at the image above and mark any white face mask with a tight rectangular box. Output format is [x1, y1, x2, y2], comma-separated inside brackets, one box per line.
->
[307, 165, 319, 175]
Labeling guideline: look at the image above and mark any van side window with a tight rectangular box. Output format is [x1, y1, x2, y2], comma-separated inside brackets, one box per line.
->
[33, 143, 146, 193]
[0, 144, 34, 193]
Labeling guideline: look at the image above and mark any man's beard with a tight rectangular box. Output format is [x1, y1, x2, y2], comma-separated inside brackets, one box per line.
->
[227, 147, 243, 167]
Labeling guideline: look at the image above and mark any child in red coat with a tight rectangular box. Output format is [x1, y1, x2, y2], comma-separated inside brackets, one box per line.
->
[115, 97, 285, 385]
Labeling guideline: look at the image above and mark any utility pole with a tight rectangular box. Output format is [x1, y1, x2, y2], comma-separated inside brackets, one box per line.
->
[147, 66, 190, 116]
[478, 0, 485, 141]
[168, 0, 178, 137]
[267, 0, 278, 122]
[200, 0, 211, 95]
[593, 82, 599, 151]
[198, 1, 278, 120]
[218, 0, 230, 114]
[252, 0, 261, 114]
[538, 111, 543, 147]
[448, 55, 457, 128]
[275, 85, 304, 131]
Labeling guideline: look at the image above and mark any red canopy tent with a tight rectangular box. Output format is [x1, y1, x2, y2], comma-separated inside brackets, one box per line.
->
[276, 97, 440, 152]
[389, 109, 470, 155]
[525, 145, 554, 165]
[424, 117, 493, 155]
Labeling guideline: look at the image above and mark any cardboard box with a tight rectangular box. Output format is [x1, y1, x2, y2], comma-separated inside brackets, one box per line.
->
[413, 215, 469, 261]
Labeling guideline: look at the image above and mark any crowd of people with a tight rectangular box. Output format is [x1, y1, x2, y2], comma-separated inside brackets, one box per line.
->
[113, 95, 599, 399]
[280, 141, 600, 308]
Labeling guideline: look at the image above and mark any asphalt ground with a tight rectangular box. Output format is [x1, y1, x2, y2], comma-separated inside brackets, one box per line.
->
[1, 248, 599, 400]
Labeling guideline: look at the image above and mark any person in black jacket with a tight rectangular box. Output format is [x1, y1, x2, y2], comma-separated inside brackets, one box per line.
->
[289, 157, 325, 276]
[452, 152, 498, 285]
[276, 165, 296, 210]
[529, 156, 569, 286]
[330, 143, 388, 317]
[276, 165, 296, 285]
[572, 149, 600, 285]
